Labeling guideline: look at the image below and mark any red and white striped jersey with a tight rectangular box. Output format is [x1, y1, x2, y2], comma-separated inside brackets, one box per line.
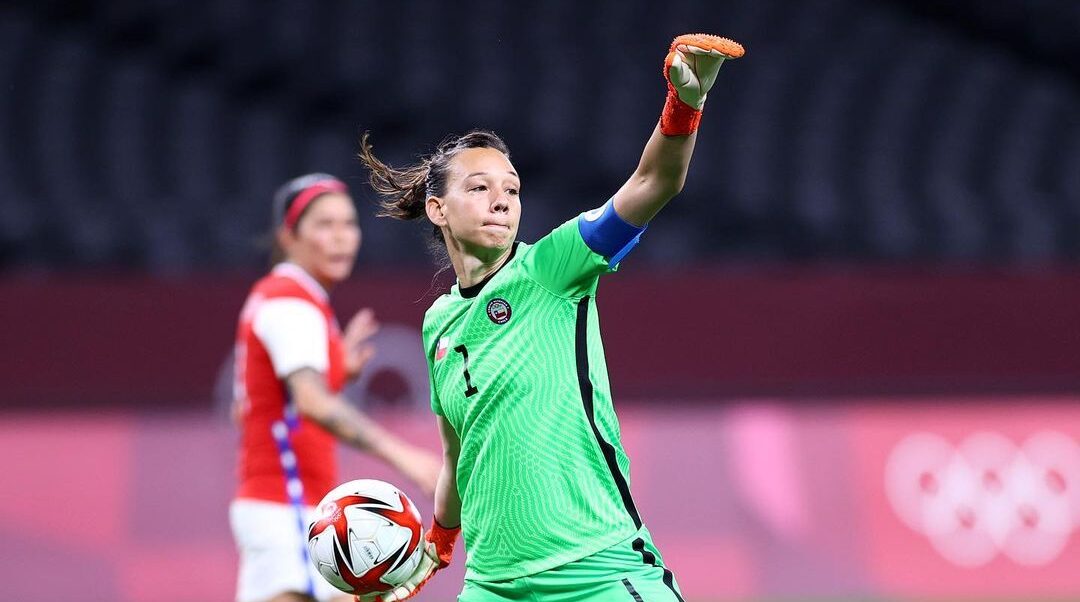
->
[233, 263, 345, 505]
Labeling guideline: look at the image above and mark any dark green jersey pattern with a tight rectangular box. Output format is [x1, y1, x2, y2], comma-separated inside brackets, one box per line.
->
[422, 217, 642, 581]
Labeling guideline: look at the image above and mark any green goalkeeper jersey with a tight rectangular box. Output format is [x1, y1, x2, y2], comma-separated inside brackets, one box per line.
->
[422, 216, 643, 581]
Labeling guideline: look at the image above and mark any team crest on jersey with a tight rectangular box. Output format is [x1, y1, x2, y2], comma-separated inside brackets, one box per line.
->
[486, 298, 512, 325]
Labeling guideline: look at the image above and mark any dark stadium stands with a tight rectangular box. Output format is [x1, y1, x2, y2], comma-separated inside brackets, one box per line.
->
[1, 0, 1078, 270]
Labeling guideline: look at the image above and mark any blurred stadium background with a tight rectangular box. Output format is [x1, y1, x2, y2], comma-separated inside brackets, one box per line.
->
[2, 0, 1079, 600]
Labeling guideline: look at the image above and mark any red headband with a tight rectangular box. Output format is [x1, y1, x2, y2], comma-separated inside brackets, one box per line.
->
[283, 180, 348, 229]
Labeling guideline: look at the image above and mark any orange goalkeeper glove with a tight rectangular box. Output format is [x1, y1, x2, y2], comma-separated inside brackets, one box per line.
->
[365, 519, 460, 602]
[660, 33, 745, 136]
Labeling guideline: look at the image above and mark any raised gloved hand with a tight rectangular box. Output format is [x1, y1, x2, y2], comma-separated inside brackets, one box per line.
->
[358, 519, 460, 602]
[660, 33, 745, 136]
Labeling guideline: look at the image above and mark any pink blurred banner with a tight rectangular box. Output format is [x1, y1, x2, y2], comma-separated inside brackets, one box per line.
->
[2, 400, 1077, 601]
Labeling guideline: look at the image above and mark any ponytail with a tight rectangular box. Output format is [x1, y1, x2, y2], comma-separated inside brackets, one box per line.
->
[359, 132, 431, 221]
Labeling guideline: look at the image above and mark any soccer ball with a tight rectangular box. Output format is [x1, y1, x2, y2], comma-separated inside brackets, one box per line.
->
[307, 479, 425, 596]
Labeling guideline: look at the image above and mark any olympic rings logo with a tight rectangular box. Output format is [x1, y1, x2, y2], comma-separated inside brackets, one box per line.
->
[885, 431, 1080, 567]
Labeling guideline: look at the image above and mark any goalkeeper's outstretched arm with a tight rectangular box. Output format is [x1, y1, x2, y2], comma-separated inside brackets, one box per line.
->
[612, 34, 744, 227]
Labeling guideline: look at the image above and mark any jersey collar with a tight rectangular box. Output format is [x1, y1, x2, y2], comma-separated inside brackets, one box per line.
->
[272, 262, 329, 302]
[458, 243, 519, 299]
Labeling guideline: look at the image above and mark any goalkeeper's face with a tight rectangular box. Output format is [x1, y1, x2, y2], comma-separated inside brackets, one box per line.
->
[432, 147, 521, 255]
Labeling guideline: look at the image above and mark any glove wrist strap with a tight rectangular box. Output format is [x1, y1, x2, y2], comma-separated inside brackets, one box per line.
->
[430, 517, 461, 538]
[660, 85, 702, 136]
[428, 518, 461, 568]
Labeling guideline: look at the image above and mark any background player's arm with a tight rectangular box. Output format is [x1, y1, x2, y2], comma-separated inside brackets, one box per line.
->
[433, 415, 462, 528]
[287, 368, 440, 497]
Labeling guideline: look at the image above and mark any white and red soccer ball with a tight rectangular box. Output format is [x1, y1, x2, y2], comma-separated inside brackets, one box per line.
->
[307, 479, 425, 596]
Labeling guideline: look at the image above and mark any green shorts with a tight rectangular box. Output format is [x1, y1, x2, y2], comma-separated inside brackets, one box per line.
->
[458, 527, 683, 602]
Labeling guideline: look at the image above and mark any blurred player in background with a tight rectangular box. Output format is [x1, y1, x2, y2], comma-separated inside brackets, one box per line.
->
[230, 173, 441, 602]
[358, 34, 744, 602]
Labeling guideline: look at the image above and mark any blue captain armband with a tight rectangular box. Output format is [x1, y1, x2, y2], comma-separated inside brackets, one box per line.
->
[577, 199, 648, 268]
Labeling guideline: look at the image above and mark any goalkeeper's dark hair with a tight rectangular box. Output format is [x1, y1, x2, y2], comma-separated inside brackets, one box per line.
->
[358, 130, 511, 253]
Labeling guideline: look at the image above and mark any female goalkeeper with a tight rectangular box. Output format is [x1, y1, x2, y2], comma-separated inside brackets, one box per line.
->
[359, 34, 743, 602]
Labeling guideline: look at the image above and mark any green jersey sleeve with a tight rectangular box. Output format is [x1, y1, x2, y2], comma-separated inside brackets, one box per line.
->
[422, 319, 445, 416]
[427, 356, 444, 416]
[521, 216, 614, 297]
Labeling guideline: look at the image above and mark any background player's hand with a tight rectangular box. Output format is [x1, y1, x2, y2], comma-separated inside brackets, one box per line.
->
[665, 34, 744, 110]
[342, 308, 380, 380]
[377, 520, 459, 602]
[229, 396, 248, 425]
